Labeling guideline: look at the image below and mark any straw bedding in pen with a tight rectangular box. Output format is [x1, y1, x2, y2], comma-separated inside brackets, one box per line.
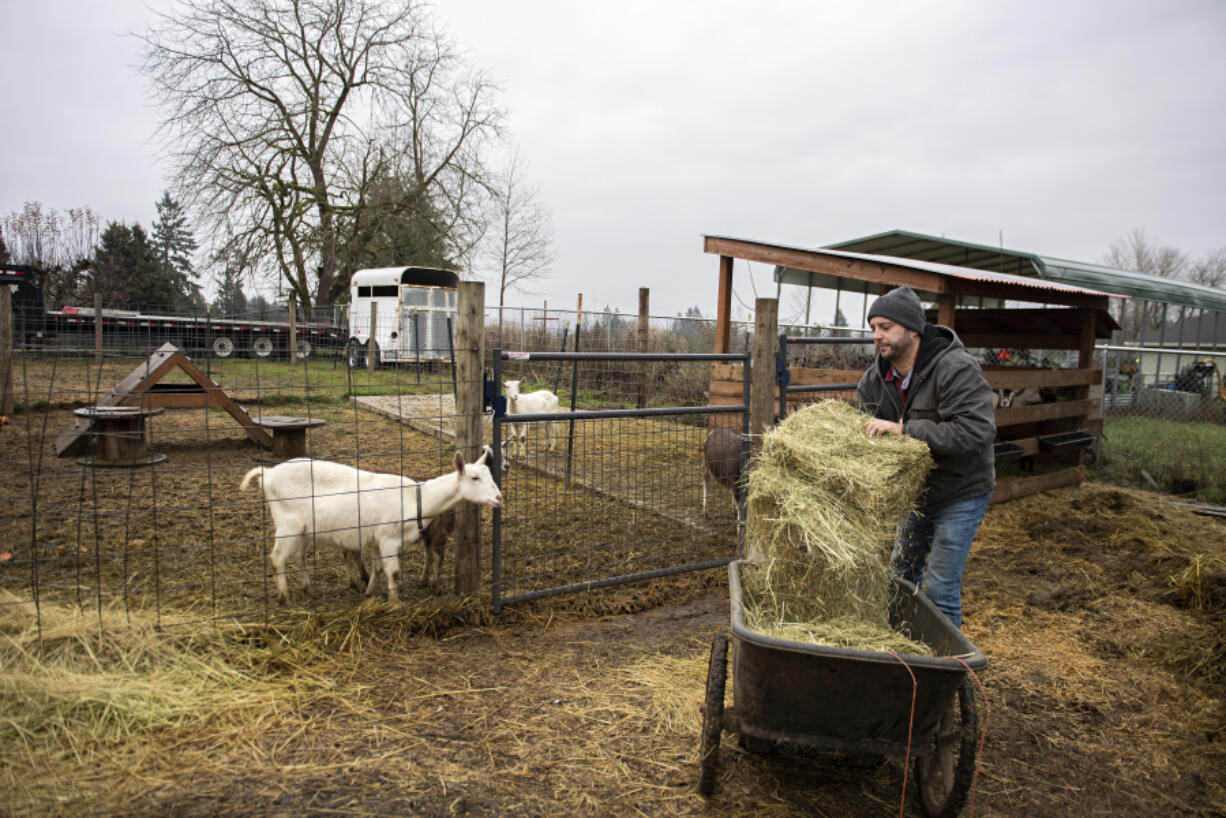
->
[741, 399, 934, 653]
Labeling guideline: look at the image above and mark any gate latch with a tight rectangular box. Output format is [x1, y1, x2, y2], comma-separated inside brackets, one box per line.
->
[483, 374, 507, 418]
[775, 354, 792, 388]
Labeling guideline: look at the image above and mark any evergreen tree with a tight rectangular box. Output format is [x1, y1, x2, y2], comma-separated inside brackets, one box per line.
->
[338, 170, 453, 283]
[0, 229, 9, 263]
[151, 192, 199, 309]
[249, 293, 272, 320]
[89, 221, 186, 310]
[214, 264, 248, 317]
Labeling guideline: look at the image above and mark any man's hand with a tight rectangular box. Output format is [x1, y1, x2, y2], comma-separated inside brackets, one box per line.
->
[866, 418, 903, 437]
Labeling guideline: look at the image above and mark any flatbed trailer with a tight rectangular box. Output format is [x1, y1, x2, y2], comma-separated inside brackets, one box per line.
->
[2, 264, 343, 359]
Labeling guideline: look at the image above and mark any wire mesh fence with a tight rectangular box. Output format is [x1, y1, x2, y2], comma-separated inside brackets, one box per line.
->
[1, 343, 471, 634]
[1, 296, 751, 636]
[6, 289, 1226, 638]
[489, 350, 748, 610]
[1098, 344, 1226, 423]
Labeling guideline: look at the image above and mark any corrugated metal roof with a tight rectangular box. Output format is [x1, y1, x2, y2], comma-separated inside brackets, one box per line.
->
[752, 238, 1122, 300]
[824, 229, 1226, 312]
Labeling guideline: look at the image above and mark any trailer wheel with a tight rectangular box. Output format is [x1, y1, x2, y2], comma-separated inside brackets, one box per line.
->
[251, 337, 275, 359]
[295, 339, 312, 360]
[914, 678, 978, 818]
[212, 336, 235, 358]
[698, 631, 728, 797]
[345, 339, 365, 369]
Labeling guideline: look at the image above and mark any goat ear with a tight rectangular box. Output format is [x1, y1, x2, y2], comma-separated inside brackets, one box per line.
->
[475, 445, 491, 465]
[454, 451, 465, 472]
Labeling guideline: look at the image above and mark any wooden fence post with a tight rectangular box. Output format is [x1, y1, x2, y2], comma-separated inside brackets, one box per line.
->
[637, 288, 649, 408]
[288, 296, 297, 363]
[367, 301, 377, 375]
[0, 285, 13, 416]
[750, 298, 779, 459]
[454, 280, 485, 597]
[94, 292, 104, 371]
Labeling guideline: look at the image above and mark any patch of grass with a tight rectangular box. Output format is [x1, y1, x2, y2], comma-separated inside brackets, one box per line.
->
[1092, 416, 1226, 504]
[257, 392, 349, 407]
[11, 399, 51, 412]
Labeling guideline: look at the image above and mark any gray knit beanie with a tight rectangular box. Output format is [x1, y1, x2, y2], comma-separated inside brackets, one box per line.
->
[867, 286, 926, 333]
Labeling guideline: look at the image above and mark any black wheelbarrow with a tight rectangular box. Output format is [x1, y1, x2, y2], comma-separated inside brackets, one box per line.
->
[699, 560, 988, 817]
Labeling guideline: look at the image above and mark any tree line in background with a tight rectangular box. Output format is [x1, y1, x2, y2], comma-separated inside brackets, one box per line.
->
[0, 194, 196, 313]
[137, 0, 551, 312]
[3, 0, 553, 319]
[1104, 229, 1226, 342]
[0, 195, 275, 318]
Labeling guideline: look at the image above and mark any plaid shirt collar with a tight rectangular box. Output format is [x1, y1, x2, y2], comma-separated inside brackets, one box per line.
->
[884, 365, 912, 404]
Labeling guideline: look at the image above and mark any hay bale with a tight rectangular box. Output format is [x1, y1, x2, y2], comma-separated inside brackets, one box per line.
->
[742, 400, 934, 652]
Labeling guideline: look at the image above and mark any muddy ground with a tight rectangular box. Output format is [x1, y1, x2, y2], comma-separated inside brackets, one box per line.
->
[4, 488, 1224, 817]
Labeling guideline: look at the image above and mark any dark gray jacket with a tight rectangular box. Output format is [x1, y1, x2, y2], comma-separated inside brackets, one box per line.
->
[856, 324, 996, 512]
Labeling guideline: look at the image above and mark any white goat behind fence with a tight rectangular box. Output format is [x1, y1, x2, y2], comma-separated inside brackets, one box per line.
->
[240, 447, 502, 605]
[503, 379, 561, 457]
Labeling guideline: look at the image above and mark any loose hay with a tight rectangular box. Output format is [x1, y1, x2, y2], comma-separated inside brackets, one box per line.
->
[742, 400, 934, 652]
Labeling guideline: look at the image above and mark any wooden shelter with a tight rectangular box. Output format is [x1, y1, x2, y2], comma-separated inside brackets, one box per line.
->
[704, 235, 1124, 503]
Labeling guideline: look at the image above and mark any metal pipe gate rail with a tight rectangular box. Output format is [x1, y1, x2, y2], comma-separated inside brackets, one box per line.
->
[490, 349, 750, 612]
[776, 334, 873, 420]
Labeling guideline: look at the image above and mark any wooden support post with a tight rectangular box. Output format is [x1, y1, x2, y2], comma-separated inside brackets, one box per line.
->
[367, 301, 377, 375]
[1078, 310, 1097, 369]
[715, 255, 733, 353]
[454, 280, 485, 597]
[938, 293, 957, 328]
[0, 285, 12, 415]
[575, 293, 583, 347]
[288, 296, 297, 363]
[637, 288, 649, 409]
[1076, 309, 1098, 466]
[750, 298, 779, 460]
[94, 292, 104, 371]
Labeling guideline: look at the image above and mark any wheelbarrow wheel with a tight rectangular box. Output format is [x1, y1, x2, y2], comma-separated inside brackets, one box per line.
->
[914, 678, 978, 818]
[698, 631, 728, 797]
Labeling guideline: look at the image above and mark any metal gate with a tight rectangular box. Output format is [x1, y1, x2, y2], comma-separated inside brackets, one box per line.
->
[490, 349, 749, 612]
[776, 333, 873, 419]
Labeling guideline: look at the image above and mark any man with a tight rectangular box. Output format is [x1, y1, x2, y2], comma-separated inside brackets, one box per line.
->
[856, 286, 996, 628]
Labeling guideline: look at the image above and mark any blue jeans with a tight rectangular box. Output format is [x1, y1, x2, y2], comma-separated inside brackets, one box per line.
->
[891, 492, 992, 628]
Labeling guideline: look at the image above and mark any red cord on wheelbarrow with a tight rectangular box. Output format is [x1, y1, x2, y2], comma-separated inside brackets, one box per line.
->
[885, 650, 918, 818]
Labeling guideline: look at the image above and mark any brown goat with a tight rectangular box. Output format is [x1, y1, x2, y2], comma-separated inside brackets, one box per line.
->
[702, 427, 746, 523]
[341, 470, 462, 596]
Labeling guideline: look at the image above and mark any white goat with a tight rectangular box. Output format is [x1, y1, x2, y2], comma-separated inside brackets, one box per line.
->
[503, 379, 561, 457]
[240, 447, 502, 605]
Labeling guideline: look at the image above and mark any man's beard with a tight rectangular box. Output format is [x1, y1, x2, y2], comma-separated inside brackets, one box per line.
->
[878, 334, 914, 362]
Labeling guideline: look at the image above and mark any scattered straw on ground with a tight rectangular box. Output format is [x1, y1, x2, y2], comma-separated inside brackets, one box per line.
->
[741, 400, 933, 652]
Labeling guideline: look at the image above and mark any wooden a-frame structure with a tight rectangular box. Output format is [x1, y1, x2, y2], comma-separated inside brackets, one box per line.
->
[55, 343, 273, 458]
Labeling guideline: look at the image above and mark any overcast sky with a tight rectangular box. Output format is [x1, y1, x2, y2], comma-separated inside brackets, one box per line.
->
[3, 0, 1224, 325]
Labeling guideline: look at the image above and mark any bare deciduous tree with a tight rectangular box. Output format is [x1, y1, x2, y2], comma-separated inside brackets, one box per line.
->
[1103, 229, 1187, 341]
[140, 0, 501, 307]
[1, 202, 99, 307]
[1187, 247, 1226, 289]
[486, 149, 553, 342]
